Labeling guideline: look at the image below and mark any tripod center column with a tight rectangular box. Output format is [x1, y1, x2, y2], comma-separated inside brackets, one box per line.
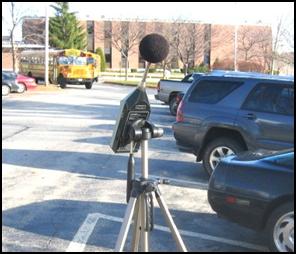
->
[141, 127, 151, 179]
[141, 139, 149, 179]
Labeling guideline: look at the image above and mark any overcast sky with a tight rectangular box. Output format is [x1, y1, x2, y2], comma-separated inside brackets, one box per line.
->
[2, 2, 294, 43]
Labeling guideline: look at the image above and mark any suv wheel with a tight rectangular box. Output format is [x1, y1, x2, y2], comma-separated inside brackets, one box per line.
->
[2, 85, 11, 96]
[203, 137, 244, 176]
[169, 96, 178, 116]
[266, 202, 294, 252]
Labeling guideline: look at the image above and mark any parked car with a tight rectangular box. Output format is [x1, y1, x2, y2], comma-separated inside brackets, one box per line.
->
[173, 71, 294, 176]
[16, 74, 37, 91]
[155, 72, 204, 115]
[2, 71, 23, 96]
[208, 149, 294, 252]
[3, 70, 37, 91]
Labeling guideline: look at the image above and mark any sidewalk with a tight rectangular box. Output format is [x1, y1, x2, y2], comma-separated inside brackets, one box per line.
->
[33, 83, 61, 92]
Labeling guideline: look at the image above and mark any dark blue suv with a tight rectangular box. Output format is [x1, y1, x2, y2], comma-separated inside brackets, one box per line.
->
[173, 71, 294, 176]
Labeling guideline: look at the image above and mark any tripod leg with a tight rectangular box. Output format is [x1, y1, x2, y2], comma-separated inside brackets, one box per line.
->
[139, 194, 149, 252]
[115, 196, 138, 252]
[155, 192, 187, 252]
[131, 197, 141, 251]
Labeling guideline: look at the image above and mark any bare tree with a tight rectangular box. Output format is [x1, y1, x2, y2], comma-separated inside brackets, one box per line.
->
[235, 25, 273, 72]
[3, 2, 44, 72]
[105, 19, 145, 80]
[238, 25, 271, 62]
[6, 2, 25, 72]
[22, 17, 45, 44]
[170, 20, 205, 75]
[170, 20, 235, 75]
[270, 16, 294, 74]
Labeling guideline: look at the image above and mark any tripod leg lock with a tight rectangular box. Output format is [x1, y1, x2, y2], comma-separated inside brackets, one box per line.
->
[144, 192, 154, 232]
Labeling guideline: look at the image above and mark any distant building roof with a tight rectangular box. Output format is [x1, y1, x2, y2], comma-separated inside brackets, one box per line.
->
[2, 40, 45, 49]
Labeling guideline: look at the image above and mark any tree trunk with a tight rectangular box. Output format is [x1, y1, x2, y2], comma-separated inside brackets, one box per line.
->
[271, 52, 276, 75]
[162, 62, 166, 79]
[184, 63, 188, 75]
[125, 57, 128, 81]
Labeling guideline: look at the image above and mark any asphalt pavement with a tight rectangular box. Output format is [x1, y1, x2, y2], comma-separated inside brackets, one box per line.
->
[2, 82, 270, 252]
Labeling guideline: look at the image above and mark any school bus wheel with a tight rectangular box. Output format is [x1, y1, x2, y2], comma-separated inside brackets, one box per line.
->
[57, 74, 67, 89]
[85, 82, 93, 89]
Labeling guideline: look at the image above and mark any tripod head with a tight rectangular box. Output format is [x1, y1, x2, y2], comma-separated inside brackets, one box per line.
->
[126, 120, 163, 203]
[129, 119, 163, 142]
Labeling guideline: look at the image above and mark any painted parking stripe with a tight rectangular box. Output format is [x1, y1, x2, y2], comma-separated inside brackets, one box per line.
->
[66, 213, 100, 252]
[118, 170, 208, 190]
[67, 212, 268, 252]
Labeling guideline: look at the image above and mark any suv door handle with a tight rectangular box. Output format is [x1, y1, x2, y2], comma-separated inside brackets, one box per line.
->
[244, 113, 257, 120]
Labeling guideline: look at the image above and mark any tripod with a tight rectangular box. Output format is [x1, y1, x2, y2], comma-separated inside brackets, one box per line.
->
[115, 121, 187, 252]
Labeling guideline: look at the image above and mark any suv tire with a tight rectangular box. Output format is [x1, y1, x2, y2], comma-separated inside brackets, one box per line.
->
[265, 202, 294, 252]
[169, 96, 178, 116]
[203, 137, 244, 176]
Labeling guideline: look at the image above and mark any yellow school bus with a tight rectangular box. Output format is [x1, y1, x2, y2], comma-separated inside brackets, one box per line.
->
[19, 48, 101, 89]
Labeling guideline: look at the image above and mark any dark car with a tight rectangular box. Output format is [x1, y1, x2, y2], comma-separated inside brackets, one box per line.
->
[208, 149, 294, 252]
[2, 71, 24, 96]
[173, 71, 294, 176]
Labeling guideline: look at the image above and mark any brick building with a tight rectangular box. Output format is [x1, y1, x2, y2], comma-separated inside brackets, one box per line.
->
[22, 17, 273, 72]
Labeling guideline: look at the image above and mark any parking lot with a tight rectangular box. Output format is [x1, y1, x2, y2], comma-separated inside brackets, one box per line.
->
[2, 82, 270, 252]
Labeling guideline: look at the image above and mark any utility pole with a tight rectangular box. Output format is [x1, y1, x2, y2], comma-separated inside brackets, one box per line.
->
[45, 3, 49, 86]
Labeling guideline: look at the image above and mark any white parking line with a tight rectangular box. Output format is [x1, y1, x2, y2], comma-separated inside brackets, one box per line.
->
[67, 212, 268, 252]
[66, 213, 100, 252]
[118, 170, 208, 189]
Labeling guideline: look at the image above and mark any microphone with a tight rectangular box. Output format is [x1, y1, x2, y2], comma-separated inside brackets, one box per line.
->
[139, 33, 169, 64]
[138, 33, 169, 88]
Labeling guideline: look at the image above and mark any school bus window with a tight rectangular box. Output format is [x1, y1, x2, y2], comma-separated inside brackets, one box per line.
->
[74, 57, 87, 65]
[87, 58, 95, 64]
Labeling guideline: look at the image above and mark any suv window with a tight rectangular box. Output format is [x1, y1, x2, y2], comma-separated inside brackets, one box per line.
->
[242, 83, 294, 115]
[188, 80, 242, 104]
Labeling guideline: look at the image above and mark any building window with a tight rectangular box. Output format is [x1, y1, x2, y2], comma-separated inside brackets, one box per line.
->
[87, 21, 94, 35]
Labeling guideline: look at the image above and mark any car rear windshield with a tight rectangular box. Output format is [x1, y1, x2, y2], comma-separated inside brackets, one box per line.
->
[188, 79, 242, 104]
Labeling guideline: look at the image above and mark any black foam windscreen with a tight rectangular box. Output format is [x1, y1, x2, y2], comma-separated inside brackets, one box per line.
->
[139, 33, 169, 63]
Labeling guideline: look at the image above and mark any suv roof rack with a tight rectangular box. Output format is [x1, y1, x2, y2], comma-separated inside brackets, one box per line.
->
[208, 70, 294, 81]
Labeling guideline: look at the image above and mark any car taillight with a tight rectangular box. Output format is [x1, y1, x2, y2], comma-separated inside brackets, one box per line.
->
[176, 99, 184, 122]
[157, 81, 160, 92]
